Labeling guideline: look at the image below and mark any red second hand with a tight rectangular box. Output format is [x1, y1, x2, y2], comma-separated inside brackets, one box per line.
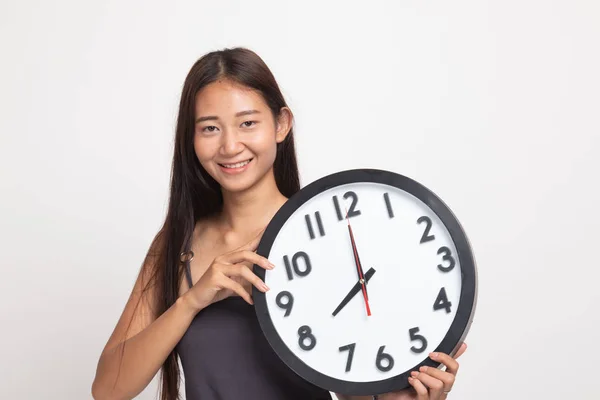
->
[346, 210, 371, 316]
[350, 227, 371, 316]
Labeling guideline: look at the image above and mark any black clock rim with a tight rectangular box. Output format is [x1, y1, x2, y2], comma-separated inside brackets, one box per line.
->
[253, 168, 477, 396]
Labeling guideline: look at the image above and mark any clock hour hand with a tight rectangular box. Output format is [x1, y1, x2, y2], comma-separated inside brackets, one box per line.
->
[332, 267, 376, 317]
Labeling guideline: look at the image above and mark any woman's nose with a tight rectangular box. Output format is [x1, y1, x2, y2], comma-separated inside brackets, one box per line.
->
[219, 130, 244, 156]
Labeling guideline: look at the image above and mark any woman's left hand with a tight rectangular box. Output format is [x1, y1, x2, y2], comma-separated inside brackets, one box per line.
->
[377, 342, 467, 400]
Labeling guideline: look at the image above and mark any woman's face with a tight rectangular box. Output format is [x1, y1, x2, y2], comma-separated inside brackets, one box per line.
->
[193, 79, 290, 194]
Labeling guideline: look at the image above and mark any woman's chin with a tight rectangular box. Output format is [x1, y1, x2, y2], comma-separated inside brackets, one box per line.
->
[219, 181, 254, 194]
[216, 171, 258, 194]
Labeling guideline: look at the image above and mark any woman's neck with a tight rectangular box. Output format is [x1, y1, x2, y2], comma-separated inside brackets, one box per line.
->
[218, 169, 288, 235]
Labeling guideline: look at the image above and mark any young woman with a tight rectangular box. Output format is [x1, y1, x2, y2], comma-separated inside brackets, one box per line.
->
[91, 47, 467, 400]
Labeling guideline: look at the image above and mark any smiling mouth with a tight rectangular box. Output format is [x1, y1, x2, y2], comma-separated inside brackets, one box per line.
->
[218, 158, 253, 169]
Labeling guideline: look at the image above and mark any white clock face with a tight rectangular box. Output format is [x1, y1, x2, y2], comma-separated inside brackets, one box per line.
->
[254, 170, 477, 395]
[263, 182, 461, 381]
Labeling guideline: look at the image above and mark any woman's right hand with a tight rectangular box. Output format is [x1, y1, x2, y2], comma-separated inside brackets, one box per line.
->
[183, 230, 275, 312]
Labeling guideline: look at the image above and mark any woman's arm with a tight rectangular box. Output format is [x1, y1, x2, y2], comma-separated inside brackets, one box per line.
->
[92, 292, 197, 400]
[91, 235, 198, 400]
[91, 228, 273, 400]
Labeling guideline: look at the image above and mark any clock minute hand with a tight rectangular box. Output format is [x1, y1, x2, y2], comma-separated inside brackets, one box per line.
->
[347, 222, 369, 300]
[332, 267, 376, 317]
[345, 210, 370, 315]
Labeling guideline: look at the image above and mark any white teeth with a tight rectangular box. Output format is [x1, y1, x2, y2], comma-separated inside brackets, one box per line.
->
[221, 159, 251, 169]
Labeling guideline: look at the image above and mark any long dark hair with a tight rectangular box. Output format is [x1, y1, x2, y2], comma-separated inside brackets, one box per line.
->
[132, 47, 300, 400]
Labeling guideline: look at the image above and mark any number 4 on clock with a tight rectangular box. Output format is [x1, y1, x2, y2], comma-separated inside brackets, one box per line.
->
[433, 287, 452, 313]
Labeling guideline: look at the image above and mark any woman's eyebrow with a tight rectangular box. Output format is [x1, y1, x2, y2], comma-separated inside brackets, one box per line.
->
[195, 109, 261, 124]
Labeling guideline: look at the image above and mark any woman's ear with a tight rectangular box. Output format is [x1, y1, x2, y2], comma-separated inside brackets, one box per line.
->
[275, 107, 293, 143]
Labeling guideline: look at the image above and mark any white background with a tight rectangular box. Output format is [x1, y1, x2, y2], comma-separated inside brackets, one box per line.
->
[1, 0, 599, 399]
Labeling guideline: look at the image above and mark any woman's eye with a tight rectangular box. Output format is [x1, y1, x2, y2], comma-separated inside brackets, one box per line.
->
[242, 121, 256, 128]
[202, 126, 218, 133]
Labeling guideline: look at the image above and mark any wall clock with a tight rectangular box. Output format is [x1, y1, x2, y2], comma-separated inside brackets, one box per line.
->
[253, 168, 477, 396]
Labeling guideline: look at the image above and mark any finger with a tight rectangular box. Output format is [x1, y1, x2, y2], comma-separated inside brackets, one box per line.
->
[454, 342, 467, 359]
[228, 250, 274, 270]
[416, 367, 455, 393]
[408, 377, 429, 400]
[430, 352, 459, 375]
[224, 264, 270, 293]
[411, 370, 443, 399]
[218, 275, 253, 305]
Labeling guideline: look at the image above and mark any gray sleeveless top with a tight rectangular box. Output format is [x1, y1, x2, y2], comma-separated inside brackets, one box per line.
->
[176, 262, 333, 400]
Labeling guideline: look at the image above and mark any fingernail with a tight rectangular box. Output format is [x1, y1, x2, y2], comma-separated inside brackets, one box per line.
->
[430, 352, 438, 359]
[262, 283, 270, 291]
[410, 371, 419, 378]
[408, 377, 414, 383]
[268, 262, 275, 269]
[419, 366, 428, 372]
